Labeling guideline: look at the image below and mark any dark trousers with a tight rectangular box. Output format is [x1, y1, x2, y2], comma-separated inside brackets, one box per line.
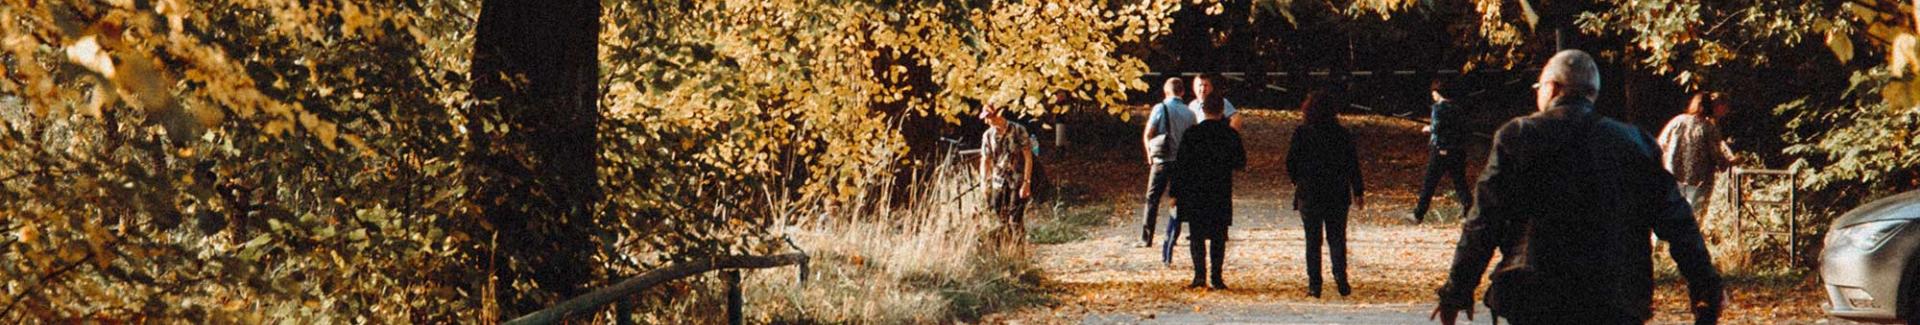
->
[1414, 148, 1473, 220]
[1188, 224, 1227, 284]
[989, 190, 1027, 242]
[1302, 206, 1349, 288]
[1142, 163, 1172, 231]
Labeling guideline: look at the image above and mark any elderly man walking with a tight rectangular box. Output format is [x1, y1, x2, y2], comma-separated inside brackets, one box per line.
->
[1430, 50, 1724, 325]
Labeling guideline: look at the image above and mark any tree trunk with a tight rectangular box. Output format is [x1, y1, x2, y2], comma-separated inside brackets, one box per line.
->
[469, 0, 603, 316]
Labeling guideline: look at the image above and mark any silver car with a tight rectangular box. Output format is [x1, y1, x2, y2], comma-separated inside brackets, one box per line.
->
[1823, 190, 1920, 323]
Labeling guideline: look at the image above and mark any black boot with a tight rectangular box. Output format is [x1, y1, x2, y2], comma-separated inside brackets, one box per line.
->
[1306, 282, 1322, 298]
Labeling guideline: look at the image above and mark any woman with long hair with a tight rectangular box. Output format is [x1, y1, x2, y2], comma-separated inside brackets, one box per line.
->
[1284, 90, 1367, 297]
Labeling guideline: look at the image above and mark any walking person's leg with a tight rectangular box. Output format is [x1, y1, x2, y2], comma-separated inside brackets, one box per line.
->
[1327, 206, 1351, 296]
[1302, 211, 1326, 297]
[1412, 147, 1447, 222]
[1187, 225, 1209, 288]
[1208, 227, 1227, 289]
[1445, 152, 1474, 218]
[1161, 217, 1181, 265]
[1142, 163, 1171, 246]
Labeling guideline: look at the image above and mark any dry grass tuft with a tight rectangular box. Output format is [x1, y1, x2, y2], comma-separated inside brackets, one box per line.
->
[742, 159, 1048, 324]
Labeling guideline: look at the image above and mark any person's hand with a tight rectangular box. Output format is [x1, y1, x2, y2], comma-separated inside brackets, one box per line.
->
[1428, 305, 1471, 325]
[1438, 149, 1449, 156]
[1020, 186, 1032, 199]
[1422, 125, 1433, 133]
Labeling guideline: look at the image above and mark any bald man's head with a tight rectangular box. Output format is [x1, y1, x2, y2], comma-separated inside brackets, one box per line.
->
[1536, 50, 1601, 110]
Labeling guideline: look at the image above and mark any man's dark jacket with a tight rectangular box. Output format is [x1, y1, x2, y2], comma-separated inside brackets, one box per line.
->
[1436, 96, 1723, 322]
[1430, 100, 1470, 151]
[1169, 119, 1245, 229]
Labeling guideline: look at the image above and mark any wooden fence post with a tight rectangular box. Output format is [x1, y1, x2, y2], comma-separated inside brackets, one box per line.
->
[725, 270, 743, 325]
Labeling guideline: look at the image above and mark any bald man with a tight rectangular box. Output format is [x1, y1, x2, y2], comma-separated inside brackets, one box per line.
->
[1430, 50, 1723, 325]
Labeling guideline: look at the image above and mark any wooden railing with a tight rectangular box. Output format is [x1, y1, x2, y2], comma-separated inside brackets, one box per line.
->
[504, 252, 810, 325]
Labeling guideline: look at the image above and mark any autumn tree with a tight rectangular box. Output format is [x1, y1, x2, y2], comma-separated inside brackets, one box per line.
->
[466, 0, 605, 314]
[2, 0, 1178, 322]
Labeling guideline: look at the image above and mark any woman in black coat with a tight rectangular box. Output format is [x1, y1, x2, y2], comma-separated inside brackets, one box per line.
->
[1169, 85, 1246, 290]
[1285, 91, 1366, 298]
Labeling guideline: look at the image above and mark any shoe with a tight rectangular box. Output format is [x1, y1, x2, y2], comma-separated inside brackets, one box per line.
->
[1306, 283, 1322, 298]
[1142, 227, 1155, 248]
[1410, 213, 1425, 224]
[1337, 283, 1352, 296]
[1187, 280, 1207, 289]
[1210, 280, 1228, 290]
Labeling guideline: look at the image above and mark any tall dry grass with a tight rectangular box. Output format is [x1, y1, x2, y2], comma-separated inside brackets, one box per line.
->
[737, 157, 1046, 323]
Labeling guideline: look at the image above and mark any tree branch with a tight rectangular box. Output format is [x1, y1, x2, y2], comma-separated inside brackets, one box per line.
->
[503, 253, 809, 325]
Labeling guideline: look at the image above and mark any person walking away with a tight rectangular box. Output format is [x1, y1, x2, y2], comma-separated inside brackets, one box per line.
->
[1285, 91, 1367, 298]
[1656, 93, 1738, 217]
[1430, 50, 1723, 325]
[1143, 77, 1197, 254]
[979, 99, 1035, 249]
[1412, 78, 1473, 223]
[1189, 74, 1244, 131]
[1169, 83, 1246, 290]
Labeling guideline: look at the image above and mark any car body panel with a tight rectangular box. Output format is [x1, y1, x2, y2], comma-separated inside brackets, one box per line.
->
[1823, 190, 1920, 322]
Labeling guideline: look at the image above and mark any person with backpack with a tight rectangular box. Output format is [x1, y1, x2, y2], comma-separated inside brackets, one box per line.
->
[1169, 79, 1246, 290]
[1430, 50, 1723, 325]
[1286, 90, 1366, 298]
[1142, 77, 1197, 259]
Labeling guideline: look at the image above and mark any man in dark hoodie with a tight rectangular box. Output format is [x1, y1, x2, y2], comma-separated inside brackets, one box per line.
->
[1169, 75, 1245, 290]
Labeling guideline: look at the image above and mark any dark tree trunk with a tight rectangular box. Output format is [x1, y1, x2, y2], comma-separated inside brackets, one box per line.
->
[468, 0, 603, 316]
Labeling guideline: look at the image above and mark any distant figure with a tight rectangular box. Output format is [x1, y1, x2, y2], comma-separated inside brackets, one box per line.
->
[1430, 50, 1723, 325]
[1143, 77, 1197, 255]
[1189, 74, 1244, 131]
[1285, 91, 1366, 298]
[1656, 93, 1738, 217]
[1169, 80, 1246, 290]
[979, 98, 1034, 246]
[1412, 78, 1473, 223]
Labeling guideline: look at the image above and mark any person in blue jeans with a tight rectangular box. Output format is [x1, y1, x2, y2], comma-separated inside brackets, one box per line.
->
[1412, 78, 1472, 223]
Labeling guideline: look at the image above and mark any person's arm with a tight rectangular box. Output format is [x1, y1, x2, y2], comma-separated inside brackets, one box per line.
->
[979, 133, 992, 187]
[1223, 99, 1243, 131]
[1285, 127, 1305, 184]
[1228, 129, 1244, 170]
[1345, 129, 1366, 209]
[1144, 105, 1164, 160]
[1710, 124, 1738, 166]
[1643, 137, 1725, 324]
[1021, 136, 1034, 199]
